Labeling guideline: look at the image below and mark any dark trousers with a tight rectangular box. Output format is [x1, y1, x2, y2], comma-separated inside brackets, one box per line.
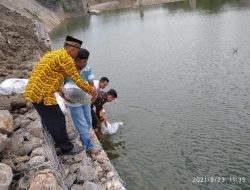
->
[91, 109, 100, 129]
[33, 103, 73, 152]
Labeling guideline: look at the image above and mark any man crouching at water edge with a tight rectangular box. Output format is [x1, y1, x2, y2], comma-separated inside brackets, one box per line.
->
[23, 36, 97, 155]
[94, 77, 109, 93]
[91, 89, 117, 133]
[64, 48, 100, 156]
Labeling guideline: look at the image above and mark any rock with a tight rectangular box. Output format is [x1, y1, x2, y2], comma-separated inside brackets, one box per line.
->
[79, 155, 92, 166]
[71, 184, 83, 190]
[96, 151, 109, 163]
[77, 166, 98, 182]
[61, 155, 74, 161]
[13, 115, 32, 130]
[9, 95, 26, 110]
[0, 133, 9, 152]
[31, 147, 45, 157]
[0, 163, 13, 190]
[0, 96, 11, 111]
[13, 155, 30, 164]
[29, 137, 43, 149]
[15, 162, 29, 173]
[96, 166, 103, 173]
[19, 107, 28, 114]
[74, 152, 84, 162]
[106, 171, 115, 178]
[63, 168, 70, 178]
[18, 176, 33, 189]
[26, 119, 43, 138]
[1, 159, 15, 171]
[5, 142, 29, 157]
[0, 65, 7, 77]
[101, 161, 113, 172]
[0, 110, 13, 134]
[110, 179, 125, 190]
[28, 169, 61, 190]
[92, 161, 100, 168]
[69, 163, 79, 174]
[97, 171, 105, 179]
[82, 181, 98, 190]
[25, 111, 38, 121]
[13, 70, 25, 78]
[26, 102, 34, 110]
[65, 173, 77, 188]
[100, 178, 106, 183]
[23, 142, 34, 155]
[29, 156, 45, 167]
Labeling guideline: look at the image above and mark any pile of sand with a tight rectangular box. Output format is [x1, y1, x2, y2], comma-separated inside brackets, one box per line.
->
[0, 4, 50, 112]
[0, 4, 50, 82]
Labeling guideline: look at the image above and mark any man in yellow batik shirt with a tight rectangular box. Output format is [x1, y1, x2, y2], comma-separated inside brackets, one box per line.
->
[24, 36, 97, 155]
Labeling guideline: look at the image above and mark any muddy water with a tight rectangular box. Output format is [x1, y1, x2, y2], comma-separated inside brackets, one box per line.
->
[50, 1, 250, 189]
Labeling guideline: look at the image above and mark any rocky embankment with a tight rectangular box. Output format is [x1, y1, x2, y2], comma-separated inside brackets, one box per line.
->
[0, 4, 125, 190]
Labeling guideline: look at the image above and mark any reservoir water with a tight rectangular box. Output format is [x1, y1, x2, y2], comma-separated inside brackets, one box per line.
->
[50, 0, 250, 189]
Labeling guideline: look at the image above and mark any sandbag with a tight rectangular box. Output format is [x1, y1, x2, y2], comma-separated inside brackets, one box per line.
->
[0, 78, 28, 95]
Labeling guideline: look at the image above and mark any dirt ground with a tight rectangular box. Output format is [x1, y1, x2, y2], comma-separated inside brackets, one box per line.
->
[0, 4, 49, 81]
[0, 4, 50, 112]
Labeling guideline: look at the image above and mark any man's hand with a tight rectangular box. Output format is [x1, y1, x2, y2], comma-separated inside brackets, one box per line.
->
[58, 88, 65, 97]
[100, 112, 107, 125]
[91, 88, 97, 103]
[91, 87, 97, 97]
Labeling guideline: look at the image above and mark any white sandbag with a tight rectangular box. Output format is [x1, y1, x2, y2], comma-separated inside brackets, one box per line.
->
[0, 78, 28, 95]
[101, 121, 123, 135]
[63, 83, 91, 105]
[0, 78, 68, 114]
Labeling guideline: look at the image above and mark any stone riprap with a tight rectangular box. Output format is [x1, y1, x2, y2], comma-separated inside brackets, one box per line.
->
[0, 3, 125, 190]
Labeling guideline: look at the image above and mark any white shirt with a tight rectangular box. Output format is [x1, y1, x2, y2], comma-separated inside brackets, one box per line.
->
[94, 80, 100, 92]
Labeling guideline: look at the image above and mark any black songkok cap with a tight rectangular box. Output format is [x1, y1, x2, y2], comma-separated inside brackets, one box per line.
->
[76, 48, 90, 59]
[65, 36, 82, 48]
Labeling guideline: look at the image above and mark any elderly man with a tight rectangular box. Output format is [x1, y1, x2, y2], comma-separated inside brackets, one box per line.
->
[24, 36, 96, 155]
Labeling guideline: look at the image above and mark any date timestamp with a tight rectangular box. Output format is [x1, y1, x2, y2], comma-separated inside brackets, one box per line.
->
[192, 176, 246, 183]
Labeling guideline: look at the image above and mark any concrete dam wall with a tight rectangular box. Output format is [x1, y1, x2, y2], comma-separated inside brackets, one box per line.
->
[35, 0, 88, 14]
[0, 0, 88, 32]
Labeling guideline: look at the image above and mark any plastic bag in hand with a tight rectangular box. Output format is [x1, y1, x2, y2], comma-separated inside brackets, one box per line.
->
[101, 121, 123, 135]
[63, 83, 91, 105]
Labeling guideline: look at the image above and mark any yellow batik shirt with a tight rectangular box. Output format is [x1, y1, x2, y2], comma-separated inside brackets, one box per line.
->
[24, 48, 94, 105]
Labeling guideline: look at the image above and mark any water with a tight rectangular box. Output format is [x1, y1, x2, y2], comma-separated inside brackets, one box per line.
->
[50, 0, 250, 189]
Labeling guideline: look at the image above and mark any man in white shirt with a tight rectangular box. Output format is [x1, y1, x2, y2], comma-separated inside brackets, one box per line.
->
[94, 77, 109, 93]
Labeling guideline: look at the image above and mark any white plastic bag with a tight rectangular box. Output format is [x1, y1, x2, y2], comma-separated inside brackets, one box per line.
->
[54, 93, 67, 113]
[101, 121, 123, 135]
[0, 78, 68, 114]
[63, 83, 91, 105]
[0, 78, 28, 95]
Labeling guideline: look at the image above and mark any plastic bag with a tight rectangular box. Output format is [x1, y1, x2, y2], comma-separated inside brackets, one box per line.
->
[0, 78, 28, 95]
[63, 83, 91, 105]
[0, 78, 68, 114]
[101, 121, 123, 135]
[54, 93, 67, 113]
